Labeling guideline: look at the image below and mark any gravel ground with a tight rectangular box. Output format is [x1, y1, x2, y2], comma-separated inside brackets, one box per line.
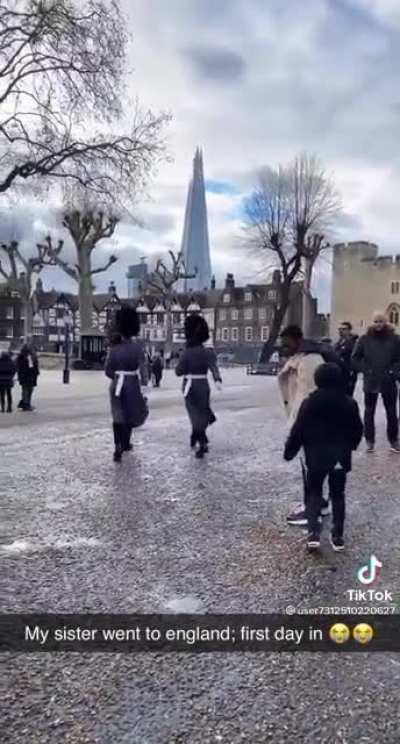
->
[1, 369, 400, 743]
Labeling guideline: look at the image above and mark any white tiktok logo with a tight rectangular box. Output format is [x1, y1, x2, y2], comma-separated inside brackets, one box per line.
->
[357, 555, 383, 585]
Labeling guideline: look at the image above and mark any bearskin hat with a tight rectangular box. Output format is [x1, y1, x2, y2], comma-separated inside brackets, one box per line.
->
[115, 306, 140, 338]
[184, 313, 209, 345]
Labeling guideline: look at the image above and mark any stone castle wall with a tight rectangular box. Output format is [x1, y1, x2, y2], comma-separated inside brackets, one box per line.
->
[330, 241, 400, 338]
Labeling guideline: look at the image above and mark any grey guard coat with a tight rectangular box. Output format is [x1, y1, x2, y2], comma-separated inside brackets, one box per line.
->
[175, 346, 222, 432]
[105, 339, 148, 428]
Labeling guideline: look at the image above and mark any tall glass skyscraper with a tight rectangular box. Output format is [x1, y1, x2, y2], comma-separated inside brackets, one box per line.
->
[180, 148, 212, 293]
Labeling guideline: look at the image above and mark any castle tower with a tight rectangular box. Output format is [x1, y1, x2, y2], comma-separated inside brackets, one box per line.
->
[180, 148, 212, 293]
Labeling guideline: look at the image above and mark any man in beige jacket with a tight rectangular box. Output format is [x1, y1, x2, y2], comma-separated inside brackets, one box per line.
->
[278, 325, 335, 525]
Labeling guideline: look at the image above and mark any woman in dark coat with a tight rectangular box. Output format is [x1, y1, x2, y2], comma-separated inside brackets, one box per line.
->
[151, 353, 163, 387]
[176, 314, 222, 458]
[0, 351, 16, 412]
[105, 307, 148, 462]
[17, 345, 39, 411]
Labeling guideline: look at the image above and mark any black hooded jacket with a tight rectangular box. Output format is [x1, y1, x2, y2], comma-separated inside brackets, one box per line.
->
[284, 387, 363, 472]
[351, 326, 400, 393]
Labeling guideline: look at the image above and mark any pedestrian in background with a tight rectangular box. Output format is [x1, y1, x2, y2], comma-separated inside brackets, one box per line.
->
[17, 345, 39, 411]
[151, 352, 163, 387]
[334, 321, 358, 396]
[352, 311, 400, 452]
[284, 363, 363, 552]
[0, 350, 16, 412]
[176, 314, 222, 458]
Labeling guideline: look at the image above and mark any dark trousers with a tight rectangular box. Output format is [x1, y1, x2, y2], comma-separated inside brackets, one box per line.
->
[347, 376, 357, 398]
[0, 385, 12, 411]
[21, 385, 34, 410]
[301, 458, 328, 511]
[306, 468, 347, 537]
[364, 386, 398, 444]
[113, 423, 133, 451]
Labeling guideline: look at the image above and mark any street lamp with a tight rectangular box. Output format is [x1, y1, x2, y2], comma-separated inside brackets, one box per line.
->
[63, 319, 70, 384]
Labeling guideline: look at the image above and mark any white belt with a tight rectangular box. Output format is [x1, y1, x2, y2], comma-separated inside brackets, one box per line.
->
[114, 370, 139, 397]
[183, 374, 208, 398]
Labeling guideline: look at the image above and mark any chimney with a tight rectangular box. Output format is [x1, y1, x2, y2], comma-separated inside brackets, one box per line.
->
[272, 270, 281, 285]
[225, 273, 235, 289]
[211, 275, 216, 290]
[108, 280, 116, 296]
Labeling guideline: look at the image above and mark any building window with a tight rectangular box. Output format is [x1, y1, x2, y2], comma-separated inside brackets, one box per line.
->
[216, 328, 221, 341]
[261, 326, 270, 341]
[219, 309, 227, 321]
[268, 290, 277, 300]
[6, 325, 13, 338]
[231, 308, 239, 321]
[360, 320, 364, 327]
[223, 293, 230, 303]
[244, 308, 253, 320]
[388, 304, 400, 326]
[231, 327, 239, 341]
[222, 327, 229, 341]
[6, 306, 14, 320]
[259, 308, 267, 321]
[391, 282, 400, 295]
[245, 326, 253, 342]
[244, 291, 252, 303]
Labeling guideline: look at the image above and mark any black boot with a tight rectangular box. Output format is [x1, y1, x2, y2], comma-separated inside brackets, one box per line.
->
[113, 424, 124, 462]
[190, 432, 197, 449]
[195, 433, 207, 458]
[123, 426, 133, 452]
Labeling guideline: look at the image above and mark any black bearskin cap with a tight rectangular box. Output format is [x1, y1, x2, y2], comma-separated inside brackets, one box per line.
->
[314, 362, 343, 389]
[184, 313, 209, 345]
[115, 306, 140, 338]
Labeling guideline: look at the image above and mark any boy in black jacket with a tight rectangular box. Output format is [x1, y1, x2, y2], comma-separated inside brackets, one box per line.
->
[284, 363, 363, 552]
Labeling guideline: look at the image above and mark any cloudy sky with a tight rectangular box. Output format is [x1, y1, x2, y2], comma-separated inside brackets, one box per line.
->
[3, 0, 400, 312]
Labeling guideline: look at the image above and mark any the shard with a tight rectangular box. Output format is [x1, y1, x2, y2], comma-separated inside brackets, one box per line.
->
[180, 148, 212, 293]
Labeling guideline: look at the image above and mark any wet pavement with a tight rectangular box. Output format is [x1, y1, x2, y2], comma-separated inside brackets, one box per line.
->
[2, 369, 400, 743]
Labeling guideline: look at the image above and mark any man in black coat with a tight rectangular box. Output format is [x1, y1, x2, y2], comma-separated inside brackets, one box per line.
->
[17, 345, 40, 411]
[351, 312, 400, 452]
[284, 363, 363, 552]
[0, 351, 16, 412]
[334, 321, 358, 396]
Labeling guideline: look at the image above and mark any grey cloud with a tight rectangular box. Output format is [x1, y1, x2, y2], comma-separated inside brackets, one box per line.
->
[182, 46, 246, 82]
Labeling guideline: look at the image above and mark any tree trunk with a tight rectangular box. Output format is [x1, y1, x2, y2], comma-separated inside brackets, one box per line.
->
[259, 285, 290, 363]
[23, 299, 33, 343]
[78, 246, 94, 333]
[164, 296, 173, 356]
[302, 256, 314, 338]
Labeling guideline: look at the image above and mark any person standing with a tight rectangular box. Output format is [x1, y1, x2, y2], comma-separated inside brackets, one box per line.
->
[0, 350, 16, 412]
[334, 322, 358, 396]
[105, 307, 148, 462]
[176, 314, 222, 459]
[351, 312, 400, 452]
[151, 353, 163, 388]
[284, 363, 363, 552]
[278, 325, 344, 526]
[17, 345, 39, 411]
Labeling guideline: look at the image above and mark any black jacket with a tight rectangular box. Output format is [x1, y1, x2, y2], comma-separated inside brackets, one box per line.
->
[17, 353, 40, 387]
[334, 334, 358, 370]
[351, 327, 400, 393]
[284, 388, 363, 473]
[0, 354, 16, 387]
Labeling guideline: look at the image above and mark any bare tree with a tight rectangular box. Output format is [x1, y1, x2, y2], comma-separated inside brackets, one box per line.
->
[243, 154, 340, 361]
[145, 251, 196, 357]
[0, 0, 170, 198]
[38, 217, 118, 332]
[0, 238, 58, 340]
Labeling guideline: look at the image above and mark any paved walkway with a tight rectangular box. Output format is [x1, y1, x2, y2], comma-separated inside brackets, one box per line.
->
[2, 370, 400, 742]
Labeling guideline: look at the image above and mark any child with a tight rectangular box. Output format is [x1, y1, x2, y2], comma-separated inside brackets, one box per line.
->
[284, 363, 363, 552]
[176, 314, 222, 458]
[0, 350, 16, 412]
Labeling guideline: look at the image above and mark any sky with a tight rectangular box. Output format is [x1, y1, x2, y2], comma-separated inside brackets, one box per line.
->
[3, 0, 400, 312]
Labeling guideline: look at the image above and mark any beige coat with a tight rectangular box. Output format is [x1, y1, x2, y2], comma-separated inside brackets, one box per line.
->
[278, 352, 324, 427]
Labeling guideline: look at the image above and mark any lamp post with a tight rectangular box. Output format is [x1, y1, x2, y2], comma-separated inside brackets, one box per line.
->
[63, 319, 70, 384]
